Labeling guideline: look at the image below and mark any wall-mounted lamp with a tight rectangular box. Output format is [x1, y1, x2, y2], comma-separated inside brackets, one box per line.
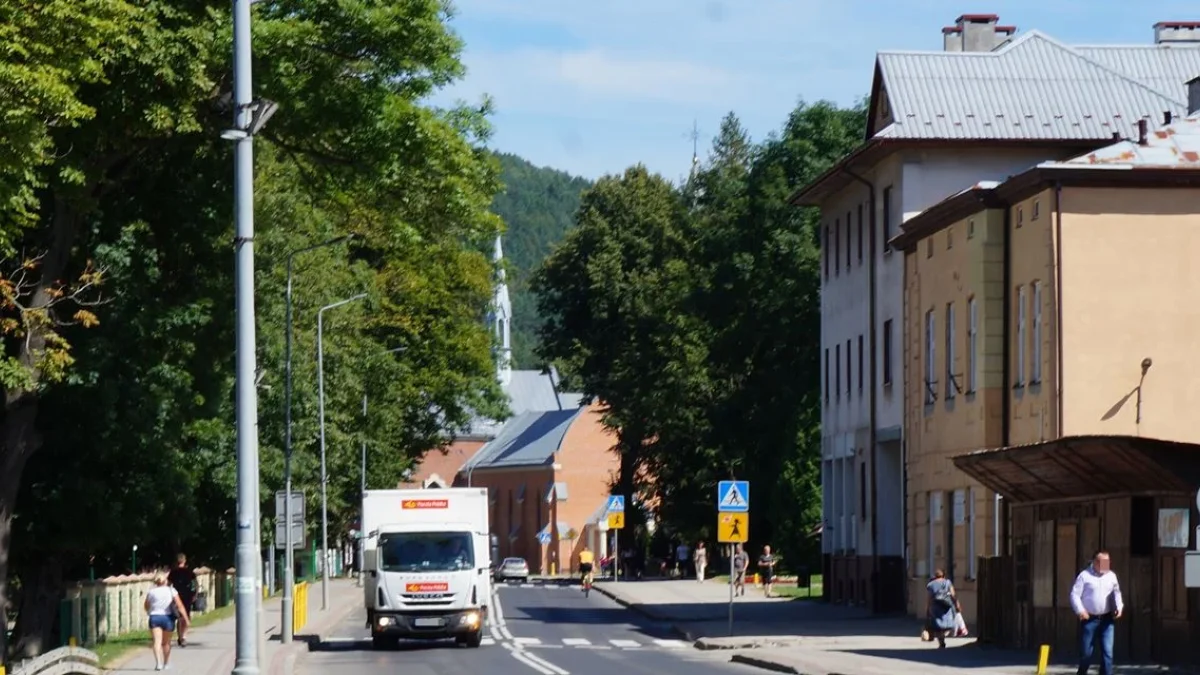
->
[1141, 357, 1153, 375]
[1137, 357, 1153, 426]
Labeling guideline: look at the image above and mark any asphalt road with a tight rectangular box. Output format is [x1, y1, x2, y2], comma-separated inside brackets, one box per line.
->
[297, 580, 761, 675]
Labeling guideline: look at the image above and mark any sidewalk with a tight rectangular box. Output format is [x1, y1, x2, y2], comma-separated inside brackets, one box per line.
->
[593, 579, 1200, 675]
[106, 578, 360, 675]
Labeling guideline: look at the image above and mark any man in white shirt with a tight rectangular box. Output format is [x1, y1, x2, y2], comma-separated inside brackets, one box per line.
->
[1069, 550, 1123, 675]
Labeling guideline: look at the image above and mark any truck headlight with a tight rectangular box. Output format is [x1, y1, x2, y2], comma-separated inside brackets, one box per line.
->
[460, 611, 480, 627]
[377, 616, 395, 627]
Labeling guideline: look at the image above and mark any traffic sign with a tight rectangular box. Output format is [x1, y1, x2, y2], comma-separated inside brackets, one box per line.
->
[607, 512, 625, 530]
[274, 490, 306, 549]
[275, 490, 305, 521]
[537, 531, 552, 545]
[717, 481, 749, 512]
[274, 522, 306, 549]
[606, 495, 625, 513]
[718, 513, 748, 543]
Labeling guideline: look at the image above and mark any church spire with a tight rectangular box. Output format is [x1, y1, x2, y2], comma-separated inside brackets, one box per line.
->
[492, 232, 513, 384]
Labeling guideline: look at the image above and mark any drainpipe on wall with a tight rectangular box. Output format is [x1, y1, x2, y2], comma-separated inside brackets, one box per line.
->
[1000, 204, 1013, 554]
[1053, 182, 1065, 439]
[842, 168, 881, 613]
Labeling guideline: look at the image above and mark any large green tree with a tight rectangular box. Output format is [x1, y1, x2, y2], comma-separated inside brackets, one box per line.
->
[2, 0, 506, 659]
[535, 100, 866, 568]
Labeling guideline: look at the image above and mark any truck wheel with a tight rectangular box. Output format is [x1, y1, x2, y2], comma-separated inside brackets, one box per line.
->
[372, 635, 395, 650]
[463, 629, 483, 648]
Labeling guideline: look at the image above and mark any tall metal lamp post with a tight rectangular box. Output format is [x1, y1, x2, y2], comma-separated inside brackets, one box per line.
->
[221, 0, 279, 671]
[317, 293, 368, 610]
[280, 234, 353, 643]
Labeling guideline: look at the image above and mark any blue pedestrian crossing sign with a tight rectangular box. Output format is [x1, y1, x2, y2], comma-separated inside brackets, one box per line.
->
[537, 531, 552, 545]
[606, 495, 625, 513]
[717, 481, 750, 512]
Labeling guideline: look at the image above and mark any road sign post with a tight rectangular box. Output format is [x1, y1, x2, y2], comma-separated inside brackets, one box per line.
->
[717, 481, 750, 636]
[274, 490, 306, 550]
[606, 495, 625, 582]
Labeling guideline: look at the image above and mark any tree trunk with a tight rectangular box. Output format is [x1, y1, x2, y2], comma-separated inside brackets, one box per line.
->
[0, 400, 39, 665]
[11, 556, 62, 660]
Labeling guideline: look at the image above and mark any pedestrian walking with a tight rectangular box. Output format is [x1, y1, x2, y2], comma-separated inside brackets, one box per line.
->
[924, 569, 960, 648]
[694, 541, 708, 582]
[731, 543, 749, 596]
[146, 573, 190, 671]
[757, 545, 776, 597]
[675, 540, 690, 579]
[167, 553, 197, 646]
[1070, 550, 1123, 675]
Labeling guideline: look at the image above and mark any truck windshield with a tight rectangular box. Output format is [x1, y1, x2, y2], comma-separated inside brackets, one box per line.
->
[378, 532, 474, 572]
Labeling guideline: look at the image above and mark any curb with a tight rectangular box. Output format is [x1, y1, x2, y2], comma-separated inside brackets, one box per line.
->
[589, 584, 697, 643]
[729, 653, 803, 674]
[268, 592, 360, 675]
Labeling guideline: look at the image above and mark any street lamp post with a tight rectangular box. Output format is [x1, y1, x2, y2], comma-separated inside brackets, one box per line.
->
[281, 235, 353, 643]
[317, 293, 367, 610]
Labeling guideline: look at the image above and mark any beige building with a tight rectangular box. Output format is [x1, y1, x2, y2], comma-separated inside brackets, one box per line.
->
[893, 111, 1200, 664]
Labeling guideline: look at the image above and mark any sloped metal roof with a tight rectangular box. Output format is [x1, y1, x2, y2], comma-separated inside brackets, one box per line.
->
[1048, 112, 1200, 167]
[462, 407, 585, 470]
[875, 30, 1189, 141]
[1074, 45, 1200, 103]
[462, 369, 584, 439]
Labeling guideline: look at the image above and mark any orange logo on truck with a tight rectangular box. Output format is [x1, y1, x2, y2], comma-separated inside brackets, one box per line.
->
[405, 582, 449, 593]
[401, 499, 448, 509]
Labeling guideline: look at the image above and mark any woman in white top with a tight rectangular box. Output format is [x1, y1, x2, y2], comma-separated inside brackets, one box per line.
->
[145, 573, 191, 671]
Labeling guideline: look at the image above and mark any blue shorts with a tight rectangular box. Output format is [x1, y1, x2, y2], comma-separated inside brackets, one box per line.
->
[149, 614, 176, 632]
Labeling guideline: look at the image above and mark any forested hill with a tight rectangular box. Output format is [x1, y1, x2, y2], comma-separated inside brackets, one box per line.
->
[491, 152, 592, 368]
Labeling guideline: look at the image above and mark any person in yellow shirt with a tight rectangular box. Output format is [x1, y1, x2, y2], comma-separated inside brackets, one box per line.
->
[579, 546, 595, 584]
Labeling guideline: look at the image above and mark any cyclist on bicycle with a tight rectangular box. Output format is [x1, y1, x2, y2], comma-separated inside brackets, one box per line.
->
[579, 546, 595, 584]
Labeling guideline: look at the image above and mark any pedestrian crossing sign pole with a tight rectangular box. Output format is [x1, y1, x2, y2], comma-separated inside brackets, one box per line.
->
[716, 480, 750, 637]
[606, 495, 625, 583]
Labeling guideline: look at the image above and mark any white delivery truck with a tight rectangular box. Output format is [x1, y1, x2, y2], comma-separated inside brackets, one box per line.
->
[361, 488, 492, 649]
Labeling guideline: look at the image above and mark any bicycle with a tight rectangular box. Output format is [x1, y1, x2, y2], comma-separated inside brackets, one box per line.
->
[580, 565, 594, 597]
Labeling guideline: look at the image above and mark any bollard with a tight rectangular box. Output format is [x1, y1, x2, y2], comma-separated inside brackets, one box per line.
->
[69, 636, 77, 647]
[1036, 644, 1050, 675]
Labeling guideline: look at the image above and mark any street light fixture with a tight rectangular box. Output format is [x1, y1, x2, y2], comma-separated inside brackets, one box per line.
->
[317, 293, 368, 610]
[280, 234, 354, 643]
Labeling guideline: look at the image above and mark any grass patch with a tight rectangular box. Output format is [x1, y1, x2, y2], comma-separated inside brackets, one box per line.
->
[92, 602, 237, 667]
[707, 574, 825, 600]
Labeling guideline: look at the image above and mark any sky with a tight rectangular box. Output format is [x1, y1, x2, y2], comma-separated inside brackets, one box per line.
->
[430, 1, 1200, 182]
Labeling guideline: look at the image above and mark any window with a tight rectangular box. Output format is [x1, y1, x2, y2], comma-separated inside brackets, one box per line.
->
[924, 309, 936, 404]
[1033, 199, 1041, 220]
[967, 297, 978, 393]
[882, 319, 894, 385]
[926, 238, 933, 258]
[967, 218, 976, 239]
[824, 348, 830, 401]
[824, 226, 830, 279]
[857, 334, 864, 392]
[947, 227, 953, 249]
[882, 186, 894, 250]
[845, 212, 852, 269]
[1016, 285, 1027, 386]
[857, 204, 864, 263]
[859, 463, 867, 520]
[834, 218, 840, 276]
[945, 302, 957, 399]
[1017, 206, 1024, 227]
[846, 339, 852, 399]
[1032, 282, 1043, 383]
[927, 492, 938, 578]
[835, 343, 841, 398]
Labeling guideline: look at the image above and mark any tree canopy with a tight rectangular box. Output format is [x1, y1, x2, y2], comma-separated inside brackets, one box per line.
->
[535, 101, 867, 568]
[0, 0, 506, 660]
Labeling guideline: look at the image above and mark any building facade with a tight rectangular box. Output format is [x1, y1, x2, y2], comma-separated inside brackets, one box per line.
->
[898, 110, 1200, 663]
[792, 14, 1200, 613]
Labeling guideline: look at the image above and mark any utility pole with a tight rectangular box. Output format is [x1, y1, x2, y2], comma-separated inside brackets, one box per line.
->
[229, 0, 261, 671]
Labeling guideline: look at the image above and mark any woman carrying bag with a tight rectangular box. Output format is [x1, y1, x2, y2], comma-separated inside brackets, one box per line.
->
[922, 569, 960, 649]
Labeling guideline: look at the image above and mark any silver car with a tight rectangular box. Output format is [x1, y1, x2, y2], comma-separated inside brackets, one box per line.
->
[495, 557, 530, 583]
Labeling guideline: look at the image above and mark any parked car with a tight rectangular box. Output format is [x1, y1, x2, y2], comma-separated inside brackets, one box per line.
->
[495, 557, 530, 583]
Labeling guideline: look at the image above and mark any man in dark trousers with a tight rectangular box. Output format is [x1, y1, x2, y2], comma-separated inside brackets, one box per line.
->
[168, 553, 198, 647]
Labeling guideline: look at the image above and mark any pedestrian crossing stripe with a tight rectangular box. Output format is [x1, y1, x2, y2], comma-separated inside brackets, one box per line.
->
[717, 480, 749, 512]
[490, 636, 693, 650]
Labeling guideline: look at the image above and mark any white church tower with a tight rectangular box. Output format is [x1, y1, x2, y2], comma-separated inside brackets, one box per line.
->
[491, 233, 513, 384]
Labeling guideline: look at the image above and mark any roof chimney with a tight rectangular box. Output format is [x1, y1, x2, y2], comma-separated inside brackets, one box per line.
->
[1154, 21, 1200, 44]
[943, 14, 1017, 52]
[1190, 76, 1200, 116]
[1137, 118, 1148, 146]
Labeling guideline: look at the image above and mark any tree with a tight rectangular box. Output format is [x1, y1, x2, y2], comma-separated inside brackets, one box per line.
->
[2, 0, 507, 659]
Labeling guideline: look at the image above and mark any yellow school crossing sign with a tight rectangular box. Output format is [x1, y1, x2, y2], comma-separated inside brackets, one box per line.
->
[607, 511, 625, 529]
[718, 513, 748, 543]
